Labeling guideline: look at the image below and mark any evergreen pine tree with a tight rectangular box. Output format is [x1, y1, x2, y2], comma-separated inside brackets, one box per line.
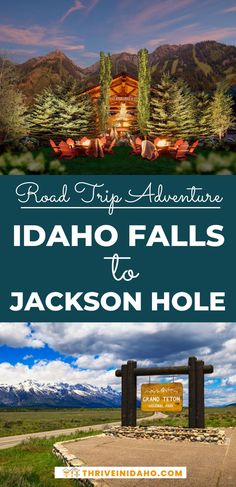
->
[28, 80, 96, 140]
[137, 48, 151, 135]
[148, 74, 176, 137]
[0, 59, 28, 142]
[98, 52, 112, 133]
[209, 88, 234, 140]
[148, 74, 197, 138]
[27, 88, 57, 139]
[53, 81, 96, 138]
[195, 91, 212, 137]
[171, 79, 196, 138]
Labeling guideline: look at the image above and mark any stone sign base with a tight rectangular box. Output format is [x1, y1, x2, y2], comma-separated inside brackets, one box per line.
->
[104, 426, 226, 444]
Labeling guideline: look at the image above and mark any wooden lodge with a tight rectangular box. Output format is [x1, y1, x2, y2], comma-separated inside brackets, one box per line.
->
[82, 72, 138, 135]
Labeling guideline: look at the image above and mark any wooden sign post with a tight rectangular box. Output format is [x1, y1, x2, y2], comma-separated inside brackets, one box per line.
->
[115, 356, 213, 429]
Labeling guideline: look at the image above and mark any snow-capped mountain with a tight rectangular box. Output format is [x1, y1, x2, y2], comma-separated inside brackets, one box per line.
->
[0, 381, 121, 408]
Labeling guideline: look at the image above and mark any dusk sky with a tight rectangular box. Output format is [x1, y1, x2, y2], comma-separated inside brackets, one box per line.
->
[1, 0, 236, 66]
[0, 322, 235, 406]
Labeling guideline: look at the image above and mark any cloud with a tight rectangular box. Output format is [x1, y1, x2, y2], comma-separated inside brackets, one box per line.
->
[60, 1, 85, 23]
[75, 353, 122, 370]
[223, 5, 236, 13]
[0, 48, 36, 56]
[0, 360, 118, 389]
[129, 0, 193, 31]
[86, 0, 100, 14]
[23, 354, 34, 361]
[113, 0, 194, 41]
[0, 323, 43, 349]
[0, 322, 235, 405]
[0, 24, 85, 51]
[60, 0, 100, 23]
[146, 38, 167, 48]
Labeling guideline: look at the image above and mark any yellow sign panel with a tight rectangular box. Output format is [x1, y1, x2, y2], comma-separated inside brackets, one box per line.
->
[141, 383, 183, 412]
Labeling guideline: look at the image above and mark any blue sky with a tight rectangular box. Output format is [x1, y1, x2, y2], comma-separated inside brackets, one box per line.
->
[0, 322, 235, 406]
[0, 0, 236, 65]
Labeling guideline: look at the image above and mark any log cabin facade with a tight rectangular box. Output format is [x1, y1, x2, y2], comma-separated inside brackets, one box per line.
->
[82, 72, 138, 135]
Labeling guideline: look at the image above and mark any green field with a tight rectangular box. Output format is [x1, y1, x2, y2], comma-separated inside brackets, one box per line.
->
[0, 408, 148, 438]
[0, 407, 235, 438]
[141, 407, 236, 428]
[0, 431, 99, 487]
[36, 145, 179, 175]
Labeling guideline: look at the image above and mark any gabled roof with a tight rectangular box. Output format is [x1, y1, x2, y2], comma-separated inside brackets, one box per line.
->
[81, 71, 138, 95]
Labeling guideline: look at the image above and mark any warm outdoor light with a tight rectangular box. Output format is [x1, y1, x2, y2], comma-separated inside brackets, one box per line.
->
[82, 139, 91, 147]
[156, 139, 168, 147]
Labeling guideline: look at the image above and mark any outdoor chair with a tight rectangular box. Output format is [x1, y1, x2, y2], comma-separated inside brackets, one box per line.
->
[58, 141, 77, 160]
[104, 138, 116, 154]
[169, 142, 189, 160]
[175, 138, 184, 147]
[135, 137, 142, 146]
[129, 138, 139, 156]
[153, 137, 160, 146]
[188, 140, 199, 156]
[49, 139, 61, 156]
[100, 136, 107, 147]
[169, 139, 184, 151]
[88, 138, 105, 158]
[129, 137, 142, 155]
[66, 138, 75, 148]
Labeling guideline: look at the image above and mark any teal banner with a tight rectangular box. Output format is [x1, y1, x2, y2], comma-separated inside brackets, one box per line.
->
[0, 176, 234, 322]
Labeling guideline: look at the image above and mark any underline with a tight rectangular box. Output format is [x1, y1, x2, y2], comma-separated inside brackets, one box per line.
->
[20, 206, 221, 210]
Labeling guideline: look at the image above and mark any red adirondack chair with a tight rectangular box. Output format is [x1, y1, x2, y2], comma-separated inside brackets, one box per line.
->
[153, 137, 160, 146]
[174, 142, 189, 160]
[189, 140, 199, 156]
[169, 141, 189, 160]
[66, 138, 75, 148]
[58, 141, 77, 159]
[87, 138, 104, 158]
[104, 137, 116, 154]
[49, 139, 61, 156]
[172, 138, 184, 150]
[129, 137, 140, 155]
[130, 136, 142, 155]
[100, 136, 107, 147]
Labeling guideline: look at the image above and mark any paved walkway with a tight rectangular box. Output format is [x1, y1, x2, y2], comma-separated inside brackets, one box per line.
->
[62, 428, 236, 486]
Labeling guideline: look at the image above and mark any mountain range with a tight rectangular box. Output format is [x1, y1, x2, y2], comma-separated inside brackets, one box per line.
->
[0, 381, 121, 408]
[5, 40, 236, 103]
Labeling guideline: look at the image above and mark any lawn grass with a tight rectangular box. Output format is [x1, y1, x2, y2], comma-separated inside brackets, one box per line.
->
[140, 407, 236, 428]
[0, 431, 100, 487]
[36, 145, 179, 175]
[0, 408, 148, 437]
[36, 145, 233, 175]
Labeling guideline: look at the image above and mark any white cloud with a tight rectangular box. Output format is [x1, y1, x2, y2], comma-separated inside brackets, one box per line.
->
[0, 24, 85, 52]
[75, 353, 122, 370]
[60, 1, 85, 24]
[0, 323, 44, 349]
[23, 354, 34, 361]
[0, 360, 119, 389]
[223, 6, 236, 13]
[0, 322, 235, 405]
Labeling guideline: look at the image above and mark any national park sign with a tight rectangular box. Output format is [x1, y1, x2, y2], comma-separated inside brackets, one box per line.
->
[115, 358, 213, 428]
[141, 383, 183, 412]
